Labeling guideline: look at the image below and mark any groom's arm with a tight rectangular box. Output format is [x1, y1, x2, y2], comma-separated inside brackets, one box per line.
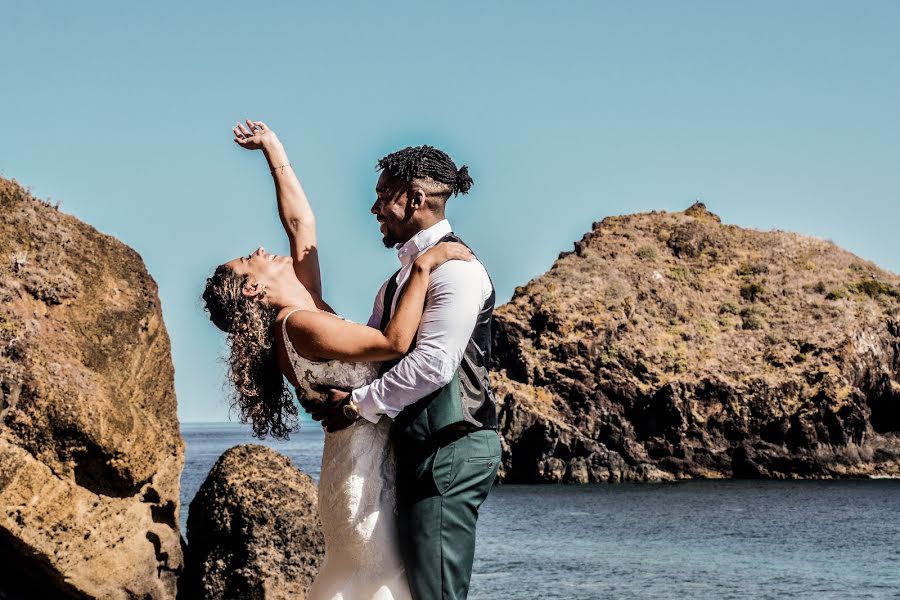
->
[351, 260, 488, 423]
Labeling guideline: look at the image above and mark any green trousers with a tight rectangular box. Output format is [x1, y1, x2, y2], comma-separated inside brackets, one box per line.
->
[395, 429, 502, 600]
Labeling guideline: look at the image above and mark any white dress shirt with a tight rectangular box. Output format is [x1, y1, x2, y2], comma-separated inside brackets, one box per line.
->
[352, 219, 493, 424]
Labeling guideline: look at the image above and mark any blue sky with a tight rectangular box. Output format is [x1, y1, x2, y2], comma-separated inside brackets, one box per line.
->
[2, 1, 898, 423]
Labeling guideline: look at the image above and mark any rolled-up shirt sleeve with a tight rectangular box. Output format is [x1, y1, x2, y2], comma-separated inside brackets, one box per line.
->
[353, 260, 487, 424]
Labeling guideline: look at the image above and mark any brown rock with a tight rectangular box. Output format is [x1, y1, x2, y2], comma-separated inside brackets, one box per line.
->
[0, 178, 184, 597]
[181, 445, 324, 600]
[492, 203, 900, 482]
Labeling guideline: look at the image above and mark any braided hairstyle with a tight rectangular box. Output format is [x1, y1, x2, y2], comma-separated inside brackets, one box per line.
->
[201, 264, 299, 440]
[377, 145, 473, 198]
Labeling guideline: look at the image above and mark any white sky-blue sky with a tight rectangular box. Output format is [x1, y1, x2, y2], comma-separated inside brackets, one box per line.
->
[2, 1, 898, 422]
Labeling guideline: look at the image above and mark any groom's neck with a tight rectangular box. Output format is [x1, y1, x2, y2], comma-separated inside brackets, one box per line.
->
[398, 213, 445, 245]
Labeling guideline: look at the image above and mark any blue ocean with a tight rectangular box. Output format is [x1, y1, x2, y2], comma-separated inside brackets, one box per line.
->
[180, 423, 900, 599]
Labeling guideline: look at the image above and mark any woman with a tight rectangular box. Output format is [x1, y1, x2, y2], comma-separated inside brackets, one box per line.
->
[202, 120, 470, 599]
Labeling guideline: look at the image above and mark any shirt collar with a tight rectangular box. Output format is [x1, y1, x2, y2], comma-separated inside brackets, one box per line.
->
[397, 219, 452, 267]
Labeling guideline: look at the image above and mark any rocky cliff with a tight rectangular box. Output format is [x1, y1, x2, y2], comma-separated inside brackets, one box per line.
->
[181, 445, 324, 600]
[0, 178, 184, 598]
[491, 203, 900, 483]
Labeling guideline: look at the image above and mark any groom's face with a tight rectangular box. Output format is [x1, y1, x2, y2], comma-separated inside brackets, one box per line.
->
[372, 172, 411, 248]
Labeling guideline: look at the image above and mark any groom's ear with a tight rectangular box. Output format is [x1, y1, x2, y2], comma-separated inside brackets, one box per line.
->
[407, 185, 427, 211]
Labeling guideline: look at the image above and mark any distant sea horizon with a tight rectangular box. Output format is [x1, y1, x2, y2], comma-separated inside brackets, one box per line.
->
[180, 422, 900, 599]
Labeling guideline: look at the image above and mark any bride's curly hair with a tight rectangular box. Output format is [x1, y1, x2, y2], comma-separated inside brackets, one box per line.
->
[201, 264, 298, 439]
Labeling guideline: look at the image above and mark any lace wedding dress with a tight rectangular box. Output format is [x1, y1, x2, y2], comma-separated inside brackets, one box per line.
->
[281, 309, 411, 600]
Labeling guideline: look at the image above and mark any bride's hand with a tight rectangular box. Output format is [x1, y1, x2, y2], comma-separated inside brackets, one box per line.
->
[232, 119, 277, 150]
[413, 242, 474, 273]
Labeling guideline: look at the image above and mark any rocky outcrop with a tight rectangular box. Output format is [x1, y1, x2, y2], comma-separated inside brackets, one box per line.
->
[0, 178, 184, 598]
[492, 202, 900, 482]
[181, 445, 324, 600]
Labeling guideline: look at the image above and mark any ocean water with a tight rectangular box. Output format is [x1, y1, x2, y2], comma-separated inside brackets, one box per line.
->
[181, 423, 900, 599]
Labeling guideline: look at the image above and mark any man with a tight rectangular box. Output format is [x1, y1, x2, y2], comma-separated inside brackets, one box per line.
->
[315, 145, 501, 599]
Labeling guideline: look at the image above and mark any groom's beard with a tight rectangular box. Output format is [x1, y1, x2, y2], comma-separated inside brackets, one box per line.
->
[380, 224, 400, 248]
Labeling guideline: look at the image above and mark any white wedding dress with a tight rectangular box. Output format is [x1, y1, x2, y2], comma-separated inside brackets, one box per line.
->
[281, 309, 412, 600]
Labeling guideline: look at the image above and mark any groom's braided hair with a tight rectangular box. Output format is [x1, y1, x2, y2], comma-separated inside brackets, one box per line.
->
[377, 145, 473, 197]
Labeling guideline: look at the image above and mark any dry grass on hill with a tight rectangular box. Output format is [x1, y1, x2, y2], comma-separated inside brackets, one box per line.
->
[492, 202, 900, 483]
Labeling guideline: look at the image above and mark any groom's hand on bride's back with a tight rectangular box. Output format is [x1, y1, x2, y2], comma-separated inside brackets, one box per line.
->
[322, 408, 358, 433]
[307, 386, 360, 433]
[300, 385, 346, 419]
[299, 386, 345, 420]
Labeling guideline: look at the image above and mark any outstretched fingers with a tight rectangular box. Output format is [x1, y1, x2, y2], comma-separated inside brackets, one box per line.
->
[245, 119, 265, 135]
[237, 122, 254, 137]
[231, 119, 271, 146]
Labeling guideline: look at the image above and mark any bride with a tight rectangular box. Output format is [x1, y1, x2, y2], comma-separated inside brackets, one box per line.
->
[201, 120, 472, 599]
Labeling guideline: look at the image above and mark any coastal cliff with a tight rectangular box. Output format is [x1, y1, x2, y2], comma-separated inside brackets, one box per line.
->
[491, 203, 900, 482]
[0, 178, 184, 598]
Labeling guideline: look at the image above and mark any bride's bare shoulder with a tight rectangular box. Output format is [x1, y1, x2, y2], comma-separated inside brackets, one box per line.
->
[281, 308, 350, 340]
[278, 309, 332, 363]
[280, 307, 323, 329]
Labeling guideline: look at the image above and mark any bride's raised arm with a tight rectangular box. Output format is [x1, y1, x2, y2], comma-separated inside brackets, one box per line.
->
[233, 119, 323, 299]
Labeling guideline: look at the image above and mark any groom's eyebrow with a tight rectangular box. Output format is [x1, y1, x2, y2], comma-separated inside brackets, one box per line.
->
[378, 184, 406, 201]
[376, 181, 403, 195]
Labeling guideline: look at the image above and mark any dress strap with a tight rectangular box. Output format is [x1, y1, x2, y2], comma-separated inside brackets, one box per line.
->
[281, 307, 308, 365]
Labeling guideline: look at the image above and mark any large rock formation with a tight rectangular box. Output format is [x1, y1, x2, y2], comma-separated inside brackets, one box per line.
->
[181, 445, 324, 600]
[492, 202, 900, 482]
[0, 178, 184, 598]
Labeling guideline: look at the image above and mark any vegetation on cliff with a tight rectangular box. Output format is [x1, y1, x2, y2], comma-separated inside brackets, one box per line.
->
[492, 202, 900, 483]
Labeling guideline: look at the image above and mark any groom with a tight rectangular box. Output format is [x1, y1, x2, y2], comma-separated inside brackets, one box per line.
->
[313, 145, 501, 600]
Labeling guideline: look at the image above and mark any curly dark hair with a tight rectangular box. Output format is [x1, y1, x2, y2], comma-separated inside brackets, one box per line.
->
[201, 264, 298, 439]
[377, 145, 473, 197]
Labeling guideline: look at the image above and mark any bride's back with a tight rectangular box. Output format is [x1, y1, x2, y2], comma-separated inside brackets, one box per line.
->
[275, 307, 381, 401]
